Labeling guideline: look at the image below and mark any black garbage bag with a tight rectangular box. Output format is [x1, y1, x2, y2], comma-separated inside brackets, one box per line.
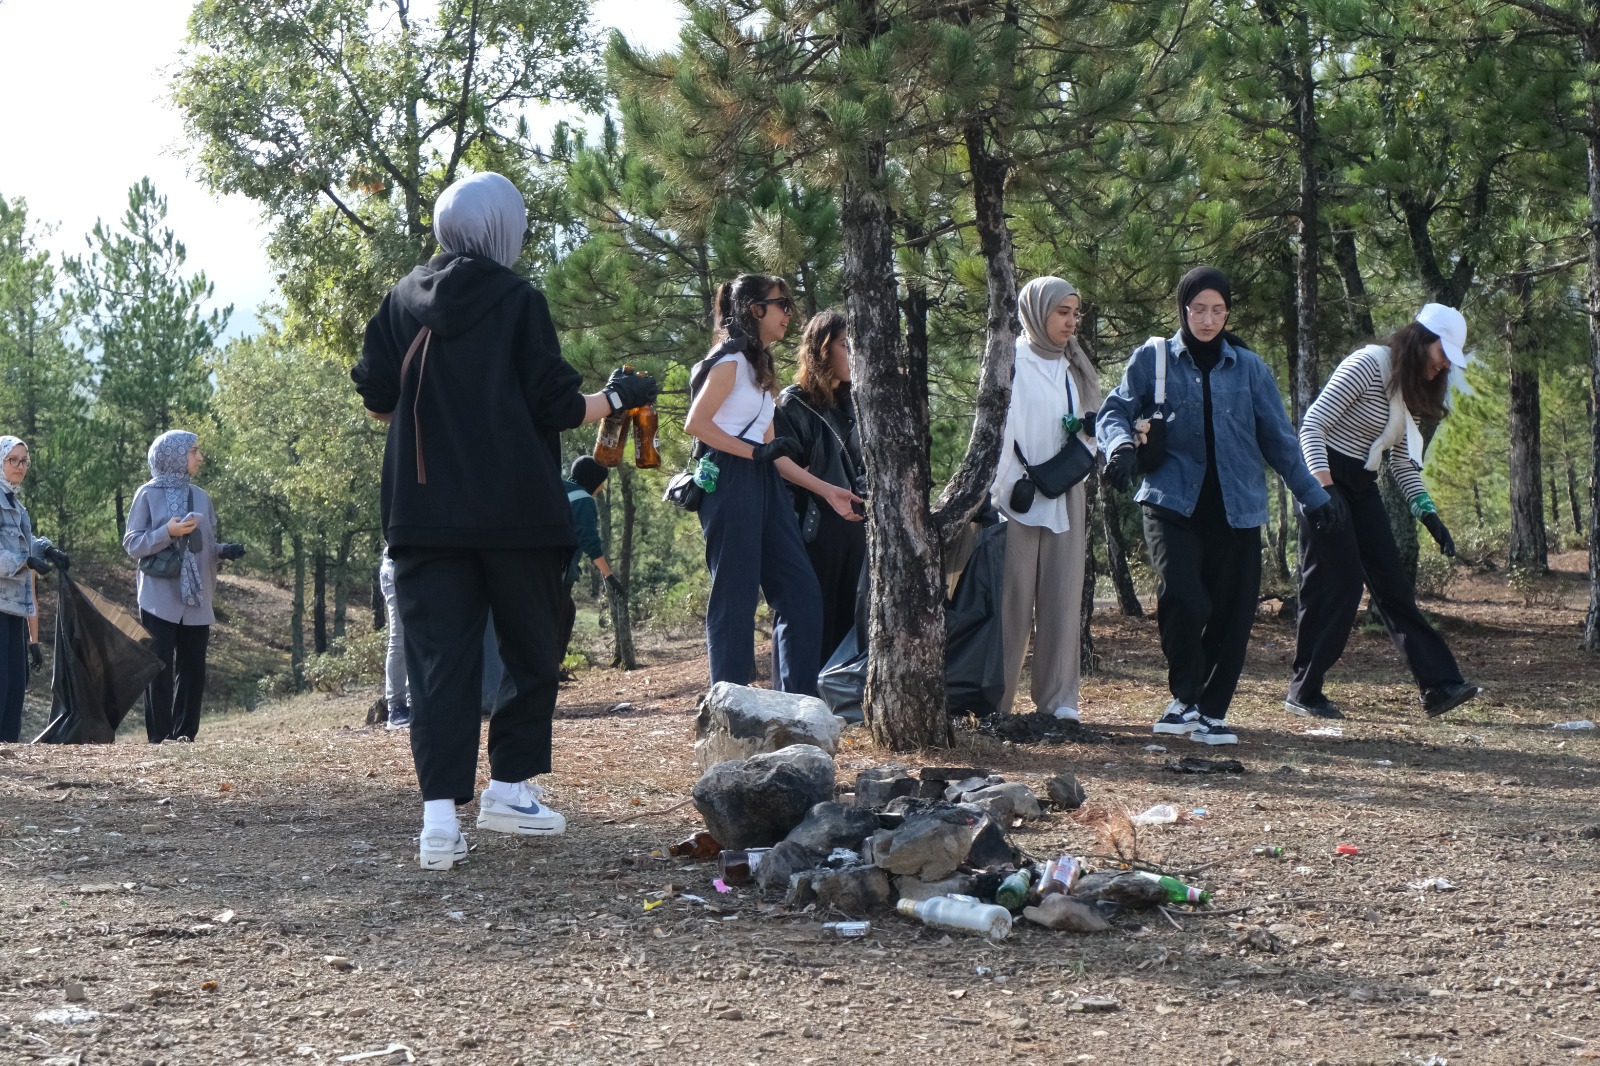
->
[817, 625, 867, 723]
[816, 521, 1007, 721]
[944, 520, 1006, 716]
[34, 571, 164, 744]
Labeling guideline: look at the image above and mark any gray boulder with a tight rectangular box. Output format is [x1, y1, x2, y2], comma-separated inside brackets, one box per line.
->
[893, 873, 977, 902]
[694, 683, 843, 770]
[854, 766, 919, 809]
[878, 816, 974, 881]
[962, 782, 1044, 823]
[691, 744, 837, 849]
[754, 840, 821, 892]
[810, 865, 893, 915]
[785, 802, 882, 854]
[1045, 773, 1087, 810]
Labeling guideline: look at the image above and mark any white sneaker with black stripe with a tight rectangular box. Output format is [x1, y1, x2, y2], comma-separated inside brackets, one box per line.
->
[1152, 699, 1201, 735]
[418, 828, 468, 871]
[1189, 716, 1238, 746]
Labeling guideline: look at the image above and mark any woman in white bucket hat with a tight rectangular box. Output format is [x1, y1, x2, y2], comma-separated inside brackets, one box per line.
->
[1286, 303, 1481, 721]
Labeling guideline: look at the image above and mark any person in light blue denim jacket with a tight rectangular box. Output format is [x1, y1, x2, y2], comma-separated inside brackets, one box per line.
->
[0, 436, 67, 743]
[1098, 267, 1346, 746]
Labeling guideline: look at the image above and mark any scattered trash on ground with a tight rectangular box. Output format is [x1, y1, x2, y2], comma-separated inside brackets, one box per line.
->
[1163, 756, 1246, 774]
[1551, 720, 1595, 731]
[1408, 877, 1457, 892]
[1304, 726, 1343, 737]
[1335, 843, 1360, 856]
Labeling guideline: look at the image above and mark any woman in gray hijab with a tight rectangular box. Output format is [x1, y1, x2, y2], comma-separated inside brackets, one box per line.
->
[123, 430, 245, 743]
[988, 277, 1102, 722]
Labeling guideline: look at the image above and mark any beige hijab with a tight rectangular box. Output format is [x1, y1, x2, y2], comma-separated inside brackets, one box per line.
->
[1017, 276, 1102, 412]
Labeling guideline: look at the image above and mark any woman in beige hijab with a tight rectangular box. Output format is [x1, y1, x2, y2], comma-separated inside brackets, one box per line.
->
[989, 277, 1102, 720]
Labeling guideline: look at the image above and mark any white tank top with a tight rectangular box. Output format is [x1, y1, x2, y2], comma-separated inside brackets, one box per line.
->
[705, 352, 775, 441]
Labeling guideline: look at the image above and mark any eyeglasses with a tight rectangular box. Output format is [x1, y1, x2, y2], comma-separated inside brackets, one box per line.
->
[3, 457, 29, 468]
[753, 297, 795, 314]
[1186, 304, 1228, 323]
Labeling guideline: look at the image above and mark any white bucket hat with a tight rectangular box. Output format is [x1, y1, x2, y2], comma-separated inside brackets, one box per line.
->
[1414, 303, 1467, 367]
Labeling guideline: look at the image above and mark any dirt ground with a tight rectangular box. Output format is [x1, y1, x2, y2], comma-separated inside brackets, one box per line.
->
[3, 555, 1599, 1066]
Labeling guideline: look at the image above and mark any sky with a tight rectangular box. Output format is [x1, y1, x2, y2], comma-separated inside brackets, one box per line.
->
[0, 0, 681, 339]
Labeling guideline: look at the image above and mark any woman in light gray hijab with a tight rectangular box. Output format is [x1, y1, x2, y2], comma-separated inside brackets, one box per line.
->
[989, 277, 1103, 722]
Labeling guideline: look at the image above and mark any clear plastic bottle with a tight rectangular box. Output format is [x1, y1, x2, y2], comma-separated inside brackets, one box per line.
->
[896, 895, 1013, 940]
[1039, 855, 1082, 895]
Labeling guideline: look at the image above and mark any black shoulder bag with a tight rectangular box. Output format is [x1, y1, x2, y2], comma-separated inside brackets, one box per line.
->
[663, 352, 763, 513]
[1008, 373, 1095, 511]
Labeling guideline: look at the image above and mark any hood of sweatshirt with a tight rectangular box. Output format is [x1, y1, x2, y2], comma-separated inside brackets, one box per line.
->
[390, 252, 528, 339]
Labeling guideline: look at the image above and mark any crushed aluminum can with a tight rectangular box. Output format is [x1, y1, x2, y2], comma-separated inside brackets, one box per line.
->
[822, 921, 871, 937]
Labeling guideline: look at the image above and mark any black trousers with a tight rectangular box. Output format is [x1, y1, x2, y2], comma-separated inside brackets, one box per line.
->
[1143, 505, 1261, 719]
[0, 611, 28, 743]
[392, 546, 566, 803]
[558, 584, 578, 661]
[804, 504, 868, 663]
[142, 612, 210, 743]
[1289, 451, 1463, 702]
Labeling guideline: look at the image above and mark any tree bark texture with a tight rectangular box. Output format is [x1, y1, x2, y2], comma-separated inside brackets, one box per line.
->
[610, 464, 638, 670]
[843, 157, 950, 750]
[1098, 477, 1143, 617]
[291, 533, 306, 688]
[1569, 461, 1584, 536]
[312, 546, 328, 655]
[1584, 63, 1600, 650]
[1506, 273, 1547, 571]
[1332, 228, 1375, 341]
[1079, 470, 1099, 675]
[1288, 13, 1322, 422]
[931, 118, 1018, 542]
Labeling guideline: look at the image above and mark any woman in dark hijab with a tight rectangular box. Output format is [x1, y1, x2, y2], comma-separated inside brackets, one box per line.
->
[1097, 267, 1346, 746]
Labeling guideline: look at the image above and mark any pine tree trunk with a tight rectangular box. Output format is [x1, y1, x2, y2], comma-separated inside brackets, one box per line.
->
[291, 533, 306, 688]
[1551, 472, 1563, 531]
[931, 117, 1018, 541]
[1271, 474, 1292, 587]
[1289, 25, 1322, 421]
[1099, 477, 1143, 617]
[609, 464, 638, 670]
[312, 545, 328, 654]
[1507, 272, 1547, 571]
[843, 147, 950, 750]
[1331, 228, 1375, 340]
[1569, 461, 1584, 537]
[332, 532, 354, 639]
[1584, 73, 1600, 650]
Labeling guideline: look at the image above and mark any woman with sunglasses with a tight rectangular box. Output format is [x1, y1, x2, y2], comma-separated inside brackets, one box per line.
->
[773, 309, 867, 661]
[1287, 304, 1481, 721]
[1098, 267, 1345, 746]
[0, 437, 66, 743]
[685, 274, 824, 695]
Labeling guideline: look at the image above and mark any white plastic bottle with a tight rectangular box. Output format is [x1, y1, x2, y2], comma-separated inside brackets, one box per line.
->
[896, 895, 1013, 940]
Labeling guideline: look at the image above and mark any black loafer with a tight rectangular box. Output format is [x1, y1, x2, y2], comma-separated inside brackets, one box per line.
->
[1423, 681, 1482, 718]
[1285, 694, 1345, 719]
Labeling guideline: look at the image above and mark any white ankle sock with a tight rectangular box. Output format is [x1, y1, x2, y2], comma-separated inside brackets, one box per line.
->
[422, 799, 458, 835]
[485, 779, 525, 804]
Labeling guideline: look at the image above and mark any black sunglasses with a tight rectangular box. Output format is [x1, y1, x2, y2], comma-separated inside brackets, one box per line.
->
[753, 297, 795, 314]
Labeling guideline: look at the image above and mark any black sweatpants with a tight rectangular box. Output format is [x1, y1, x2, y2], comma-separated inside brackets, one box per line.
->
[805, 504, 867, 663]
[392, 546, 566, 803]
[1143, 504, 1261, 719]
[0, 611, 28, 743]
[1289, 451, 1463, 703]
[142, 612, 210, 743]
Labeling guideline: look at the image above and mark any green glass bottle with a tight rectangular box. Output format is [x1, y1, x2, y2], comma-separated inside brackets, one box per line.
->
[994, 868, 1034, 911]
[1133, 869, 1210, 905]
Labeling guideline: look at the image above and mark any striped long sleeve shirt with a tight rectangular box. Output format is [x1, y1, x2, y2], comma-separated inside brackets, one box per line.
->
[1299, 347, 1427, 500]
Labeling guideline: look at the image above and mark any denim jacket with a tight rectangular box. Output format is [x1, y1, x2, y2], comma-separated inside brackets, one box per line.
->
[1096, 332, 1330, 528]
[0, 490, 46, 618]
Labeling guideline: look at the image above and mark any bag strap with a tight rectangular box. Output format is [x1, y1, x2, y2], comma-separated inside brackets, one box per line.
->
[1149, 336, 1169, 407]
[400, 326, 433, 483]
[688, 350, 763, 459]
[787, 392, 861, 487]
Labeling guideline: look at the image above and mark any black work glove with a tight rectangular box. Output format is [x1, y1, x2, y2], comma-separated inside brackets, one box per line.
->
[42, 546, 70, 572]
[1136, 418, 1168, 473]
[1306, 486, 1350, 535]
[1080, 411, 1097, 437]
[218, 542, 246, 561]
[604, 573, 626, 598]
[28, 643, 42, 673]
[1420, 512, 1455, 558]
[604, 368, 659, 411]
[750, 436, 803, 465]
[25, 553, 51, 575]
[1104, 443, 1137, 491]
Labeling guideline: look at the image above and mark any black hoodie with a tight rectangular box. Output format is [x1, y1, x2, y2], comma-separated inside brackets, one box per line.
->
[353, 253, 587, 550]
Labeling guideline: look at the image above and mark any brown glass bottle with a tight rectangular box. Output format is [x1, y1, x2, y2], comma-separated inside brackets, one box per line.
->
[631, 404, 661, 469]
[717, 848, 771, 885]
[668, 830, 721, 859]
[593, 407, 631, 467]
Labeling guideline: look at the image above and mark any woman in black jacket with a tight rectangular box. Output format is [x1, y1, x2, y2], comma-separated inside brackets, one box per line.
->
[774, 310, 867, 659]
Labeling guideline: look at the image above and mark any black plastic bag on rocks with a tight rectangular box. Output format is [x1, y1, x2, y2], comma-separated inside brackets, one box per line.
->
[944, 521, 1006, 717]
[34, 571, 164, 744]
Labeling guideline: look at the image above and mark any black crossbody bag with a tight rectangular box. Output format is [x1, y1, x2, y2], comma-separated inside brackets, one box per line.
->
[138, 488, 195, 578]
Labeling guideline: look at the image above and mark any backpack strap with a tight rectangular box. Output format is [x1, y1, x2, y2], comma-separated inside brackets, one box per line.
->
[1148, 335, 1169, 408]
[400, 326, 433, 483]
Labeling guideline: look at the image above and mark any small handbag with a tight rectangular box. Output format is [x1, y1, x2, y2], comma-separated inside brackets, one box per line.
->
[1013, 437, 1095, 499]
[138, 488, 194, 578]
[663, 468, 705, 512]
